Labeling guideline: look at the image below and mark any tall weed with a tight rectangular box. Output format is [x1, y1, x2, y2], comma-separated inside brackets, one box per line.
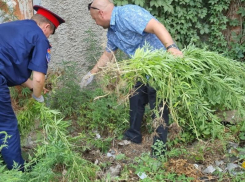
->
[98, 45, 245, 141]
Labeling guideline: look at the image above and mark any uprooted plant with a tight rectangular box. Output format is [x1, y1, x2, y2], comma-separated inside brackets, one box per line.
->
[97, 45, 245, 142]
[0, 100, 99, 182]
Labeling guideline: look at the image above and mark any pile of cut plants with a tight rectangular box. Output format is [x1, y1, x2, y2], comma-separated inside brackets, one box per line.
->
[1, 46, 245, 181]
[98, 45, 245, 141]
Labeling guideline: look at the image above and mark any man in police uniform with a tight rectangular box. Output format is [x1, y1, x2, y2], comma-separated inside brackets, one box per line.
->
[81, 0, 182, 156]
[0, 5, 65, 171]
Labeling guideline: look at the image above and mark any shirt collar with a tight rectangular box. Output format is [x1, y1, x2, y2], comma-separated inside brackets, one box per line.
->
[110, 6, 117, 30]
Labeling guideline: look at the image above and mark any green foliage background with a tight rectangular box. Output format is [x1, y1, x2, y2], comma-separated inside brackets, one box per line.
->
[114, 0, 245, 61]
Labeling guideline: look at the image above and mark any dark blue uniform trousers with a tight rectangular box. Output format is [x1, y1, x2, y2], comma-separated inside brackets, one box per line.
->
[0, 74, 24, 170]
[124, 81, 169, 146]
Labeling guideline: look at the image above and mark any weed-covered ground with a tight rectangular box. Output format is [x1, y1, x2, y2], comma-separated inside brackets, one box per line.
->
[9, 84, 245, 181]
[2, 55, 245, 181]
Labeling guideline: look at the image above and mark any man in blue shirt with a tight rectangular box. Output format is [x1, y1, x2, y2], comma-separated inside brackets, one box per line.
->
[81, 0, 182, 155]
[0, 5, 65, 171]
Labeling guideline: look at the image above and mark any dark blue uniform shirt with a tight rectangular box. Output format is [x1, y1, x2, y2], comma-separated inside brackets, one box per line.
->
[0, 19, 51, 86]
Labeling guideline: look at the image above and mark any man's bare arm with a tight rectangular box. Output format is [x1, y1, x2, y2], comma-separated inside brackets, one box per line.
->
[22, 78, 33, 89]
[144, 19, 183, 56]
[32, 71, 45, 98]
[91, 50, 115, 74]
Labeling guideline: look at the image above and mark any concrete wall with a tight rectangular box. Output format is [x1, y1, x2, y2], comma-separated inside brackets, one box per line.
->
[39, 0, 107, 79]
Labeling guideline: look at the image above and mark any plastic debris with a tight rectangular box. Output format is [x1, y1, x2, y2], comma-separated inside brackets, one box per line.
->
[203, 165, 216, 174]
[227, 142, 239, 150]
[25, 135, 34, 147]
[96, 133, 101, 139]
[118, 140, 131, 146]
[110, 149, 116, 155]
[216, 167, 223, 172]
[227, 163, 239, 172]
[215, 160, 224, 166]
[106, 152, 115, 158]
[93, 130, 101, 139]
[226, 163, 244, 175]
[242, 161, 245, 169]
[106, 164, 121, 178]
[62, 169, 67, 176]
[137, 172, 147, 179]
[193, 164, 199, 170]
[94, 159, 99, 165]
[193, 163, 204, 171]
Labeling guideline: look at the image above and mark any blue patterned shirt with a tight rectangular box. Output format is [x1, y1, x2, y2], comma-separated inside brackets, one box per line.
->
[106, 5, 166, 57]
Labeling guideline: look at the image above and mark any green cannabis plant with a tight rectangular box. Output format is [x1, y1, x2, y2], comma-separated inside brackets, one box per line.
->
[49, 62, 84, 117]
[78, 87, 129, 137]
[5, 100, 99, 182]
[98, 45, 245, 141]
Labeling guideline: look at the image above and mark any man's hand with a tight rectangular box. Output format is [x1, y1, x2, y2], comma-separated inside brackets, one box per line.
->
[80, 71, 94, 88]
[32, 94, 44, 102]
[167, 47, 183, 57]
[43, 87, 49, 94]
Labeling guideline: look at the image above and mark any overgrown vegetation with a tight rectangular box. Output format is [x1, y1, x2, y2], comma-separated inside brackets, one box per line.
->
[99, 45, 245, 143]
[49, 62, 84, 117]
[3, 45, 245, 181]
[114, 0, 245, 61]
[83, 29, 104, 70]
[1, 100, 98, 181]
[1, 1, 245, 181]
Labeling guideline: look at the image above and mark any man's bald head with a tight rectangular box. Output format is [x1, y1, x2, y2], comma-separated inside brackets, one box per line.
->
[89, 0, 114, 29]
[92, 0, 113, 10]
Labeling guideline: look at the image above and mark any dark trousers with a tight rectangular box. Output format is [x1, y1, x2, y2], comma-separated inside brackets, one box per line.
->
[0, 74, 24, 170]
[124, 81, 169, 145]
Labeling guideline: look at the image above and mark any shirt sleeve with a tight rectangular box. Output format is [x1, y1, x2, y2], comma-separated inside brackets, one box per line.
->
[28, 38, 50, 74]
[106, 29, 118, 53]
[119, 6, 154, 35]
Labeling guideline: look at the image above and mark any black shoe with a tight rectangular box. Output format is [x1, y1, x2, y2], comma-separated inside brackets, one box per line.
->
[122, 135, 142, 144]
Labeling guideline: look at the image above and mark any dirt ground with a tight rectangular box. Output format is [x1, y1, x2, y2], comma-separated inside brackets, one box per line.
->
[80, 112, 245, 181]
[82, 129, 223, 181]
